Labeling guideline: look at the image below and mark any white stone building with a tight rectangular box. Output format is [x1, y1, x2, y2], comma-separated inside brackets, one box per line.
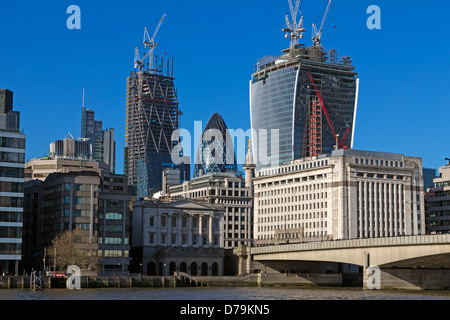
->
[168, 172, 253, 249]
[253, 149, 425, 245]
[131, 198, 225, 276]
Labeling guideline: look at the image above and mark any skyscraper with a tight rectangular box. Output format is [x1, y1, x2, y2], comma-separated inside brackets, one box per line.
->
[49, 133, 91, 159]
[0, 89, 26, 275]
[250, 2, 359, 169]
[125, 16, 188, 198]
[81, 106, 116, 173]
[193, 113, 237, 178]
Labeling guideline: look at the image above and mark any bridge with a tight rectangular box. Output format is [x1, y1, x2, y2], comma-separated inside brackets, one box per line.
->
[248, 234, 450, 290]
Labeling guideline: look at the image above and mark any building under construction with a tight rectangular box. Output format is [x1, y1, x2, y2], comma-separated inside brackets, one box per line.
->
[125, 15, 189, 197]
[250, 0, 359, 169]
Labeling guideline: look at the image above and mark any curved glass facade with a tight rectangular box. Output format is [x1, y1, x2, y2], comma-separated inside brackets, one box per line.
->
[194, 113, 237, 178]
[250, 65, 299, 169]
[250, 47, 358, 169]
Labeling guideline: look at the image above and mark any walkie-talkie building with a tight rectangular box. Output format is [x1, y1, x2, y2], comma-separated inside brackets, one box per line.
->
[250, 3, 359, 169]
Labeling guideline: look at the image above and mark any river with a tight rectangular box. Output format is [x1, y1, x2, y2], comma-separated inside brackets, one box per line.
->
[1, 287, 447, 318]
[1, 286, 450, 300]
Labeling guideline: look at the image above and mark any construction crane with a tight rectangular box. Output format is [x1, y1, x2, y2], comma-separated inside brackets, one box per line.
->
[134, 14, 167, 72]
[282, 0, 306, 47]
[307, 72, 349, 150]
[312, 0, 333, 47]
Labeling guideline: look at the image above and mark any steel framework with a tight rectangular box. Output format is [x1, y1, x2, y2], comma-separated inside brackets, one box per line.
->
[125, 16, 185, 196]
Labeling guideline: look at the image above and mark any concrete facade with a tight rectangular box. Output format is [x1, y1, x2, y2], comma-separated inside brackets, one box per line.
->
[24, 157, 110, 182]
[168, 172, 253, 249]
[132, 198, 225, 276]
[22, 163, 132, 275]
[253, 149, 425, 245]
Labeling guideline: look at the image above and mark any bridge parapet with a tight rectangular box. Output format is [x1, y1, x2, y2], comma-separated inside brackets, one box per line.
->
[251, 234, 450, 256]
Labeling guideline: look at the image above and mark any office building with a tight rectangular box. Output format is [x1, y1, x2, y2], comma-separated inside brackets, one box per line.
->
[168, 148, 255, 250]
[253, 149, 425, 245]
[249, 6, 359, 170]
[125, 24, 188, 198]
[169, 172, 253, 250]
[25, 157, 109, 182]
[81, 106, 116, 173]
[425, 161, 450, 234]
[193, 113, 237, 178]
[423, 167, 437, 191]
[131, 198, 224, 276]
[0, 89, 26, 275]
[49, 133, 91, 160]
[22, 159, 131, 274]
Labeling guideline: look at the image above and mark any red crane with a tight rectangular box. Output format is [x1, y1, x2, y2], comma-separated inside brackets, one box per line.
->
[307, 72, 349, 150]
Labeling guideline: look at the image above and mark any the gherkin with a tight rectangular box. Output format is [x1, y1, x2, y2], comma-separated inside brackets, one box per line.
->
[194, 113, 237, 178]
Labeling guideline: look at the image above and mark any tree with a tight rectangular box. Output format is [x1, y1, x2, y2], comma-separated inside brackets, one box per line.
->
[47, 228, 100, 272]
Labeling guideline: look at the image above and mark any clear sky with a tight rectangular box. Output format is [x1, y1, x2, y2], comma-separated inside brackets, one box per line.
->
[0, 0, 449, 175]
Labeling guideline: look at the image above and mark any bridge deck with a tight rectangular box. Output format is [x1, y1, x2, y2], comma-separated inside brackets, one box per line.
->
[251, 234, 450, 255]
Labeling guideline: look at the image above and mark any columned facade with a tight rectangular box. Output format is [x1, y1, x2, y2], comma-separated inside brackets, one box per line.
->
[253, 149, 425, 245]
[132, 198, 225, 276]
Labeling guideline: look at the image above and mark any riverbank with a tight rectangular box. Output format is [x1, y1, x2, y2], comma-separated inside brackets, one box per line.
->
[0, 273, 350, 290]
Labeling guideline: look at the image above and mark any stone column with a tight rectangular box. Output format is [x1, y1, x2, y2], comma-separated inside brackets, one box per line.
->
[188, 214, 193, 246]
[209, 214, 213, 247]
[178, 214, 182, 246]
[393, 183, 398, 236]
[156, 212, 161, 246]
[369, 182, 373, 238]
[198, 214, 203, 247]
[167, 213, 172, 246]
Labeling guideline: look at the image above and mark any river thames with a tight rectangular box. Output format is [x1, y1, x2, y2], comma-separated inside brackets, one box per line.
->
[1, 286, 450, 300]
[1, 287, 447, 319]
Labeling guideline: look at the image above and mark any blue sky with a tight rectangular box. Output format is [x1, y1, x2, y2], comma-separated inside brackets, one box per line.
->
[0, 0, 449, 175]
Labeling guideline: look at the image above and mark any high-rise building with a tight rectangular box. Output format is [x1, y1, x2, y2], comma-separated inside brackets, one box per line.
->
[249, 4, 359, 170]
[423, 167, 437, 191]
[125, 17, 188, 198]
[81, 106, 116, 173]
[49, 133, 91, 160]
[0, 89, 26, 275]
[0, 89, 13, 114]
[194, 113, 237, 178]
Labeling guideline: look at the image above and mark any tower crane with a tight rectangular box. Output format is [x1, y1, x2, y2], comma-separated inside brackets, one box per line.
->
[282, 0, 306, 47]
[311, 0, 333, 47]
[307, 72, 349, 150]
[134, 14, 167, 73]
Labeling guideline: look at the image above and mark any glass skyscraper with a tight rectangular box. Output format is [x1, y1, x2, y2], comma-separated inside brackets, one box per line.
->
[81, 107, 116, 173]
[250, 45, 359, 169]
[194, 113, 237, 178]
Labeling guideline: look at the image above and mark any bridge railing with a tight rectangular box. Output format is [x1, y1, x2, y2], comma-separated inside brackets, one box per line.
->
[251, 234, 450, 255]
